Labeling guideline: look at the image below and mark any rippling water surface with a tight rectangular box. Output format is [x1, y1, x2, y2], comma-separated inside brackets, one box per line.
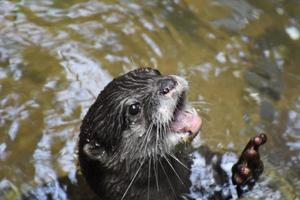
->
[0, 0, 300, 199]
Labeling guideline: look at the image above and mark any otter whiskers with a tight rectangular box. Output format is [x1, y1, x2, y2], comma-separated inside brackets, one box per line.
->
[159, 159, 177, 198]
[163, 155, 186, 187]
[147, 157, 151, 200]
[120, 157, 146, 200]
[141, 123, 154, 156]
[167, 152, 190, 171]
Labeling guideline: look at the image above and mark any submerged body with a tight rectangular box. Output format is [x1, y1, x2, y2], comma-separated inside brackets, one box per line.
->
[78, 68, 265, 200]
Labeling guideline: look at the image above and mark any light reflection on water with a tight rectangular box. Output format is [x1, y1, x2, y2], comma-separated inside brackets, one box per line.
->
[0, 0, 300, 199]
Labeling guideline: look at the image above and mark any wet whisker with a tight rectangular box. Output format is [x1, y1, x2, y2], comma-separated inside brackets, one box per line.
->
[142, 123, 154, 157]
[147, 157, 151, 200]
[158, 159, 176, 198]
[167, 152, 190, 171]
[163, 155, 187, 187]
[121, 158, 145, 200]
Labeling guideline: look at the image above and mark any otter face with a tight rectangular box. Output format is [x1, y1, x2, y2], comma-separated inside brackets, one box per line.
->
[79, 68, 201, 164]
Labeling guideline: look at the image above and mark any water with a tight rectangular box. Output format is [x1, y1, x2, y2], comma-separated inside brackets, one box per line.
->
[0, 0, 299, 199]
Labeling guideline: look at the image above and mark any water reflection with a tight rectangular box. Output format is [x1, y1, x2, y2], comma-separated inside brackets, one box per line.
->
[0, 0, 300, 199]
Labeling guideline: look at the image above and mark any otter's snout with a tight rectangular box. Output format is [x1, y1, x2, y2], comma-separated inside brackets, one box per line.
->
[159, 77, 177, 95]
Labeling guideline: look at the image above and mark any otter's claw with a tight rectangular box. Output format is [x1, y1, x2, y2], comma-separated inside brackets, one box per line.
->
[231, 133, 267, 196]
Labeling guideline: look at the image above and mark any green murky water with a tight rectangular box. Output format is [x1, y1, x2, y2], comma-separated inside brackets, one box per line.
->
[0, 0, 300, 199]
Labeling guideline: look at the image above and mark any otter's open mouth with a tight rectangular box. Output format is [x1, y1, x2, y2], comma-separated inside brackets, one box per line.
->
[169, 92, 202, 142]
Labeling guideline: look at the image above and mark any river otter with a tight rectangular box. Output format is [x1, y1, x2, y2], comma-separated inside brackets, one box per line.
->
[79, 68, 266, 200]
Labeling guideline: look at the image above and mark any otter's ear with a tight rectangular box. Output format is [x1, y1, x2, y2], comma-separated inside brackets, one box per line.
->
[135, 68, 161, 76]
[146, 68, 161, 76]
[83, 143, 108, 162]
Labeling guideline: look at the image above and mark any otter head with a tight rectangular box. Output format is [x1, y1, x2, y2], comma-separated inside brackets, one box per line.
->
[79, 68, 201, 161]
[78, 68, 201, 197]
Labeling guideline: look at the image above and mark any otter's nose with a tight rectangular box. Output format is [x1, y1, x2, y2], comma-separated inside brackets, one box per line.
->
[159, 78, 177, 95]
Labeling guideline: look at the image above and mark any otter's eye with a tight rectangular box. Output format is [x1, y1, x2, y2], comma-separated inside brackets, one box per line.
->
[129, 103, 141, 115]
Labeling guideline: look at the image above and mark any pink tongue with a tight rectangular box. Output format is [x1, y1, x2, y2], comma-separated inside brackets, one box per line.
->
[170, 110, 202, 134]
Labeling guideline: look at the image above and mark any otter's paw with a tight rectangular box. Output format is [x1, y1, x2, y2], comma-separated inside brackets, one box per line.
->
[231, 133, 267, 196]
